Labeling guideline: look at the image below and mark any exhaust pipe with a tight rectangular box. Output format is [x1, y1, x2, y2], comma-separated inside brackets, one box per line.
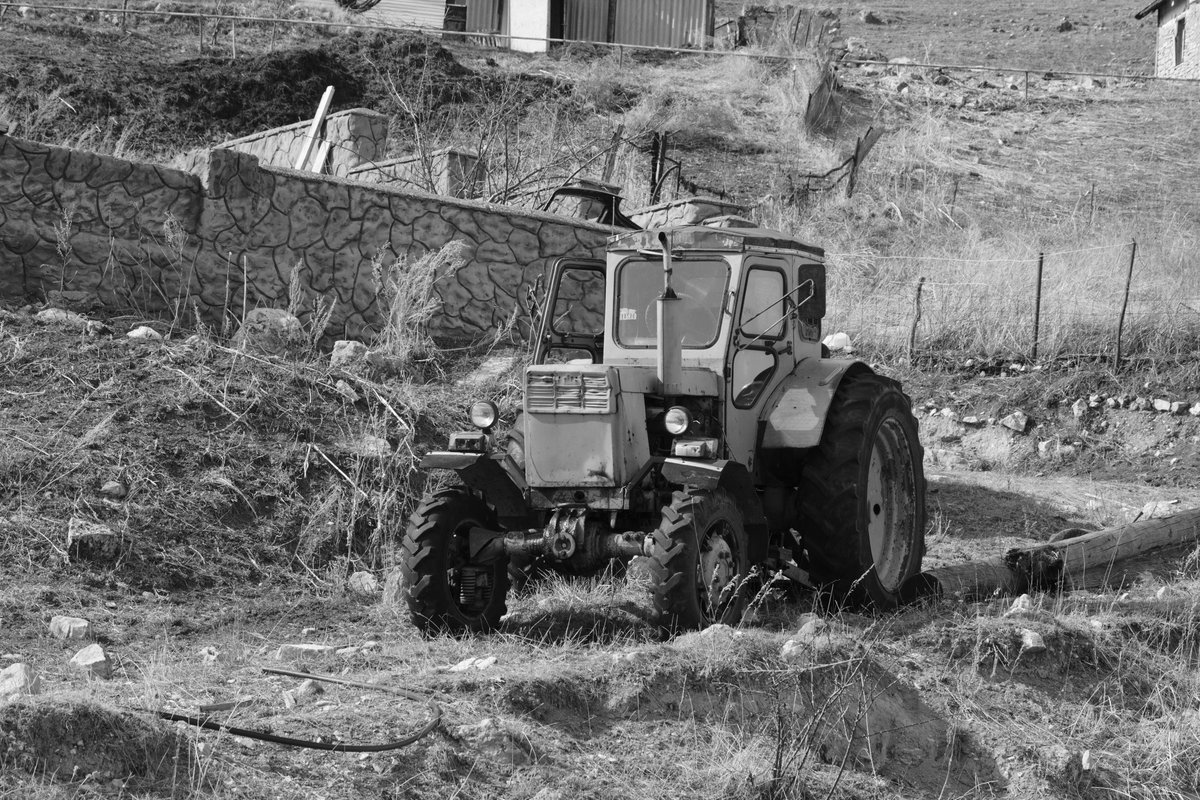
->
[656, 231, 683, 395]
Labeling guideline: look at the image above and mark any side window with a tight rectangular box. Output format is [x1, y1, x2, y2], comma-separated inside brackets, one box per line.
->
[550, 267, 605, 337]
[739, 268, 787, 340]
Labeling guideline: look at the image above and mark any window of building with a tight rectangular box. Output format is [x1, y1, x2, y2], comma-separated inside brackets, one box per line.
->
[1176, 17, 1186, 67]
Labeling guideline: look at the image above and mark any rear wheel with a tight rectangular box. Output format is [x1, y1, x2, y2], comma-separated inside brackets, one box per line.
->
[400, 488, 509, 634]
[796, 371, 925, 608]
[647, 490, 750, 631]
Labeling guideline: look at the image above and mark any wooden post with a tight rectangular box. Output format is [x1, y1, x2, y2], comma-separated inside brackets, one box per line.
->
[121, 0, 128, 32]
[294, 86, 335, 172]
[600, 123, 624, 183]
[231, 18, 237, 59]
[1031, 252, 1044, 361]
[907, 276, 925, 365]
[912, 507, 1200, 601]
[1023, 70, 1029, 101]
[648, 131, 662, 203]
[198, 16, 204, 54]
[1115, 239, 1137, 366]
[606, 0, 617, 43]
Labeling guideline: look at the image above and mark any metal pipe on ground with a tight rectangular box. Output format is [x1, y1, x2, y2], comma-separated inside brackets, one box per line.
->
[904, 507, 1200, 602]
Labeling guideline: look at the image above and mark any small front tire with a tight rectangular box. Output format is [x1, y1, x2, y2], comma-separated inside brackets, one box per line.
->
[400, 488, 509, 634]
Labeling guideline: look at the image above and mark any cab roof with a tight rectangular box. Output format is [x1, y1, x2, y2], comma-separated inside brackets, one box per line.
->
[608, 222, 824, 258]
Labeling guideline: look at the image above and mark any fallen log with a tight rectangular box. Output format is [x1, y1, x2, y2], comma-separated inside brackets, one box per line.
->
[907, 506, 1200, 601]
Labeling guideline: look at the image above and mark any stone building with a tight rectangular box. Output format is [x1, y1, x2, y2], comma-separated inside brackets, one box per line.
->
[1136, 0, 1200, 78]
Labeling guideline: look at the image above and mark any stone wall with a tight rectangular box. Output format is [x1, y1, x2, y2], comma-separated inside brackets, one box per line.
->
[348, 148, 485, 198]
[1154, 2, 1200, 79]
[0, 133, 612, 343]
[173, 108, 391, 177]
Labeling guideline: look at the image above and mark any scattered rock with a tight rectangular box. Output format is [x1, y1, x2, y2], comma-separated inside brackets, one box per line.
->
[125, 325, 163, 341]
[961, 416, 983, 426]
[822, 331, 853, 352]
[1153, 398, 1173, 413]
[380, 568, 405, 607]
[1004, 594, 1034, 617]
[1170, 401, 1186, 415]
[1056, 17, 1073, 32]
[48, 616, 91, 640]
[17, 5, 37, 18]
[232, 309, 305, 356]
[330, 340, 369, 369]
[364, 350, 409, 377]
[697, 623, 737, 639]
[348, 571, 379, 596]
[447, 655, 497, 672]
[1130, 396, 1151, 412]
[275, 643, 337, 661]
[69, 644, 113, 679]
[334, 379, 360, 403]
[859, 9, 884, 24]
[35, 308, 93, 331]
[99, 480, 127, 498]
[1191, 402, 1200, 417]
[999, 410, 1029, 433]
[452, 718, 535, 766]
[1070, 398, 1088, 418]
[0, 664, 41, 701]
[1018, 629, 1047, 654]
[1105, 397, 1119, 409]
[66, 518, 122, 563]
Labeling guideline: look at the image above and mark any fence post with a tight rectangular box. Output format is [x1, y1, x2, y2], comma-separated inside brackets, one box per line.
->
[198, 16, 204, 54]
[907, 277, 925, 365]
[231, 17, 237, 58]
[1031, 252, 1044, 361]
[1115, 239, 1137, 366]
[1024, 70, 1029, 101]
[121, 0, 128, 32]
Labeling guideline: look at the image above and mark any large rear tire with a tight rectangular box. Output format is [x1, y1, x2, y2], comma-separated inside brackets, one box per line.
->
[796, 371, 925, 608]
[647, 490, 750, 631]
[400, 488, 509, 634]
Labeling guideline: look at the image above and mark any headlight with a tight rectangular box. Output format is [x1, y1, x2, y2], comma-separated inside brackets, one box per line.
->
[468, 400, 498, 431]
[664, 406, 692, 435]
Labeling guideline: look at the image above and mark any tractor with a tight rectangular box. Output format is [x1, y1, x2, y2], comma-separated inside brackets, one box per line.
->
[400, 217, 926, 633]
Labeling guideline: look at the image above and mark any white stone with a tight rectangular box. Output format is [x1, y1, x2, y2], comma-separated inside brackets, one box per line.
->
[1170, 401, 1186, 415]
[232, 309, 305, 356]
[99, 480, 127, 498]
[1153, 398, 1173, 413]
[295, 679, 323, 699]
[1005, 594, 1034, 617]
[35, 308, 90, 328]
[1071, 398, 1088, 418]
[126, 325, 163, 341]
[961, 416, 982, 426]
[698, 623, 736, 638]
[822, 331, 852, 351]
[1000, 410, 1029, 433]
[330, 340, 368, 369]
[0, 663, 41, 700]
[70, 643, 113, 679]
[447, 655, 497, 672]
[1018, 629, 1046, 654]
[275, 643, 337, 661]
[348, 571, 379, 595]
[1190, 402, 1200, 417]
[49, 615, 91, 640]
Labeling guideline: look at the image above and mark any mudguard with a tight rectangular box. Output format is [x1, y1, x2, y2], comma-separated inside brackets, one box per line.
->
[759, 358, 872, 449]
[419, 452, 529, 520]
[661, 458, 770, 563]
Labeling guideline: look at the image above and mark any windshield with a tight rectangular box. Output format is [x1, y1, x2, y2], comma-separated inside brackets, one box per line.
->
[615, 258, 729, 348]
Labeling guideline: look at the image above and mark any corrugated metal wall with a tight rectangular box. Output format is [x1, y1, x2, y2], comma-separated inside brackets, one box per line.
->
[361, 0, 446, 30]
[465, 0, 712, 47]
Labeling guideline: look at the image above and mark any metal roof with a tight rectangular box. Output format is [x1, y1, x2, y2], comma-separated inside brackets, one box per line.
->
[1135, 0, 1185, 20]
[608, 224, 825, 257]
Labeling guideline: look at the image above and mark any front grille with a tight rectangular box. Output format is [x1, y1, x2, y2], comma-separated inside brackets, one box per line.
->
[526, 370, 613, 414]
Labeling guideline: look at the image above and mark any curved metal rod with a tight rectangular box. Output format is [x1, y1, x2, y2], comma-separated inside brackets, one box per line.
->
[154, 704, 441, 752]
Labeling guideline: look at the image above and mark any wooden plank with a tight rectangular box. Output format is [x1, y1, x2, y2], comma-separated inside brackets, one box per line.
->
[308, 140, 332, 175]
[294, 85, 335, 172]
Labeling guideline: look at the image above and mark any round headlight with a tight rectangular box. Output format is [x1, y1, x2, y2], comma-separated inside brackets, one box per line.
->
[664, 406, 692, 435]
[468, 400, 499, 430]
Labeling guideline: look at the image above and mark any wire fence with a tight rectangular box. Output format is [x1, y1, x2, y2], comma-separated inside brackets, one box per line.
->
[823, 240, 1200, 362]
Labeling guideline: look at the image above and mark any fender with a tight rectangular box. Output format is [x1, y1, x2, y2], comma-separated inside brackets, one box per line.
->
[661, 458, 770, 563]
[758, 357, 873, 449]
[418, 452, 529, 520]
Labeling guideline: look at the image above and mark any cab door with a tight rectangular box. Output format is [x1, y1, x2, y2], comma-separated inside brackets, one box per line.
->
[723, 260, 796, 469]
[533, 258, 606, 365]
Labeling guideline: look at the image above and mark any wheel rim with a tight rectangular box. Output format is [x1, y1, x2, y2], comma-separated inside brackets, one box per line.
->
[698, 523, 737, 618]
[866, 415, 919, 592]
[447, 517, 494, 617]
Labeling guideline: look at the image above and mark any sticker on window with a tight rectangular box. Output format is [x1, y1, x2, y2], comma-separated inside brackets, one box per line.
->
[619, 307, 638, 321]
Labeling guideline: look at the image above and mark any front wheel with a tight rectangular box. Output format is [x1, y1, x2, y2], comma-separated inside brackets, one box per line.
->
[647, 490, 750, 631]
[796, 371, 926, 608]
[400, 488, 509, 634]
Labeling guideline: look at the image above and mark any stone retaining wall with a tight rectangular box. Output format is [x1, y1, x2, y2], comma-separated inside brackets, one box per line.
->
[0, 133, 612, 343]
